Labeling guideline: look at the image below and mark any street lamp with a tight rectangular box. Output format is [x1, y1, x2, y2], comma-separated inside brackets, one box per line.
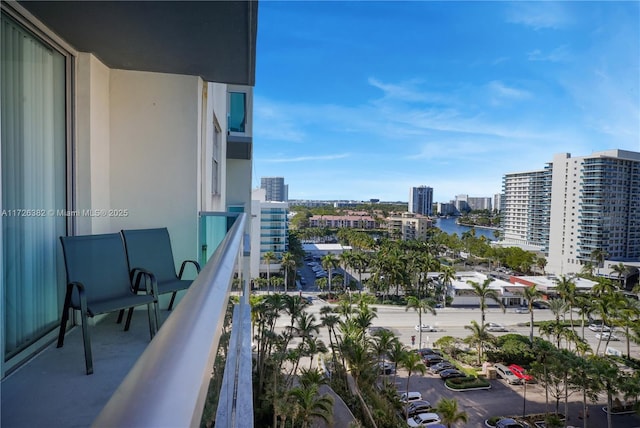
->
[522, 380, 527, 418]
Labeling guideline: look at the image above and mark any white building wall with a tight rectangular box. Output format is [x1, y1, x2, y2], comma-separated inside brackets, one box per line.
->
[75, 53, 111, 235]
[108, 69, 201, 270]
[547, 153, 572, 275]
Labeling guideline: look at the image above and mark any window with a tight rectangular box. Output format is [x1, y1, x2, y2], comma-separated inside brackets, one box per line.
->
[228, 92, 246, 133]
[211, 123, 221, 195]
[1, 10, 69, 370]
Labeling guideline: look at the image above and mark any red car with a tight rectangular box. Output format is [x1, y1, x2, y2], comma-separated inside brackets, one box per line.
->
[509, 364, 533, 382]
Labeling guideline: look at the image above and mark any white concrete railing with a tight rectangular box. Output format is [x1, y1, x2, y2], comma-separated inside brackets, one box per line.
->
[93, 212, 252, 427]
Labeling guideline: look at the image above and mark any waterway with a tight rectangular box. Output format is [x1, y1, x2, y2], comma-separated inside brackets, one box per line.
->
[434, 217, 498, 241]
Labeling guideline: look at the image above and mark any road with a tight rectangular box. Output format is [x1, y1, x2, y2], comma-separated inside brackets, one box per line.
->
[272, 296, 640, 427]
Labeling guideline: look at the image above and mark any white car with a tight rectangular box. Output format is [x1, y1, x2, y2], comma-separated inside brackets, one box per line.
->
[588, 324, 611, 332]
[595, 332, 619, 341]
[399, 391, 423, 403]
[415, 324, 438, 332]
[486, 322, 509, 332]
[406, 412, 442, 427]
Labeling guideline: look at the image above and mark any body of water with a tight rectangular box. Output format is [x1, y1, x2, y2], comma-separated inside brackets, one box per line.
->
[434, 217, 498, 241]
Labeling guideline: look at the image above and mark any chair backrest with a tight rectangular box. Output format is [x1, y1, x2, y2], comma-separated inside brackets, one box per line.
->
[60, 233, 134, 307]
[121, 228, 177, 282]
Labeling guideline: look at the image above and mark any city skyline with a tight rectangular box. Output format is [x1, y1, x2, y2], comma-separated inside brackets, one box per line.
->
[253, 1, 639, 202]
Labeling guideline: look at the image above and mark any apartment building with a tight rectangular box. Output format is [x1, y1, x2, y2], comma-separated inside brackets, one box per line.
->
[547, 150, 640, 275]
[250, 188, 288, 278]
[493, 193, 503, 213]
[1, 1, 257, 425]
[467, 196, 492, 211]
[260, 176, 288, 202]
[387, 212, 432, 241]
[409, 186, 433, 216]
[501, 168, 551, 252]
[502, 150, 640, 276]
[309, 214, 378, 229]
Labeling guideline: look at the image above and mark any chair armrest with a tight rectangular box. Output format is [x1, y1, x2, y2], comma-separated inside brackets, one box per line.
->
[178, 260, 201, 278]
[132, 267, 159, 300]
[68, 281, 89, 315]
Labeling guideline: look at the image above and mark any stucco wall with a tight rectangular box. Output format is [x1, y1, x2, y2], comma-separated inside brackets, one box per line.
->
[108, 69, 200, 270]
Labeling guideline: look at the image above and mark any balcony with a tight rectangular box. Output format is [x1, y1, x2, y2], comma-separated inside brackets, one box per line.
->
[1, 213, 252, 428]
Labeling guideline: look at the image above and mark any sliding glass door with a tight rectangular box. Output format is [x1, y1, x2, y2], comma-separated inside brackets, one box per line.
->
[1, 11, 68, 370]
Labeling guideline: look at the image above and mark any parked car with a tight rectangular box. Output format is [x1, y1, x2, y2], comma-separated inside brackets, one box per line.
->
[508, 364, 534, 382]
[415, 348, 442, 357]
[589, 323, 611, 332]
[486, 322, 509, 332]
[415, 324, 438, 332]
[406, 412, 442, 427]
[405, 400, 432, 417]
[495, 418, 524, 428]
[531, 301, 550, 309]
[429, 362, 455, 373]
[422, 354, 444, 366]
[378, 361, 395, 375]
[514, 306, 529, 314]
[399, 391, 423, 403]
[439, 369, 466, 379]
[595, 332, 620, 341]
[494, 363, 523, 385]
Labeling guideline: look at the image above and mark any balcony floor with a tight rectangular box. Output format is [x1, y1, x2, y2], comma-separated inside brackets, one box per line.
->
[2, 310, 169, 428]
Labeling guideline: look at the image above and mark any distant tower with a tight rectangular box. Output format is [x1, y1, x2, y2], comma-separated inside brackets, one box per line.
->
[260, 177, 288, 202]
[409, 186, 433, 216]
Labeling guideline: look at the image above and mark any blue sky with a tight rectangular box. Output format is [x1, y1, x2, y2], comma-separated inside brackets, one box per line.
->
[253, 1, 640, 203]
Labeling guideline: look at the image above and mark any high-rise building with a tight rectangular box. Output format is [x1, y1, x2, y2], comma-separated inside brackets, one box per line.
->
[260, 176, 288, 201]
[409, 186, 433, 216]
[501, 168, 551, 251]
[454, 194, 469, 213]
[467, 196, 492, 211]
[502, 150, 640, 275]
[250, 188, 288, 278]
[547, 150, 640, 275]
[493, 193, 503, 213]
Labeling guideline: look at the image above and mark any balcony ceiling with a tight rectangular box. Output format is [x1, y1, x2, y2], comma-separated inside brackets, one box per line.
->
[18, 0, 257, 86]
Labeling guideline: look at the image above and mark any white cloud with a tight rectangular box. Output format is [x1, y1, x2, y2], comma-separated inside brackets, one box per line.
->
[505, 3, 570, 30]
[263, 153, 350, 163]
[487, 80, 532, 100]
[527, 45, 571, 62]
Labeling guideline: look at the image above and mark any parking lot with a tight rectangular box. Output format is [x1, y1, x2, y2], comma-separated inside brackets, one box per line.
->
[275, 299, 640, 427]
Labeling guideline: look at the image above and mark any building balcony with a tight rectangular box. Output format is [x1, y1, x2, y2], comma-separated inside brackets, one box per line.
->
[1, 213, 252, 428]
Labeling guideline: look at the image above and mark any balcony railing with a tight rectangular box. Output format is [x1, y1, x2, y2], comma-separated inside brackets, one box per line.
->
[93, 212, 252, 427]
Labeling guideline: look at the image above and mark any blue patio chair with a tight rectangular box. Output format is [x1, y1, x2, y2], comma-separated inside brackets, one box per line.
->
[121, 228, 201, 312]
[58, 233, 159, 375]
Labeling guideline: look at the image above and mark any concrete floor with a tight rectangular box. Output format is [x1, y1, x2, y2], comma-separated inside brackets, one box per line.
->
[1, 310, 165, 428]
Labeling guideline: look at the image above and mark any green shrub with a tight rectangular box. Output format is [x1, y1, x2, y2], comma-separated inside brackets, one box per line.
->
[445, 376, 490, 390]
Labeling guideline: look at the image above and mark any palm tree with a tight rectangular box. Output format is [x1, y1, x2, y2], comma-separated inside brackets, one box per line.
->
[339, 251, 354, 290]
[464, 320, 494, 365]
[387, 341, 407, 387]
[522, 284, 543, 344]
[439, 265, 456, 307]
[280, 252, 296, 293]
[574, 295, 593, 340]
[467, 277, 504, 328]
[434, 397, 469, 427]
[405, 296, 437, 348]
[555, 275, 577, 329]
[321, 253, 339, 295]
[371, 328, 398, 370]
[399, 350, 426, 398]
[287, 384, 334, 428]
[611, 262, 628, 289]
[263, 251, 276, 293]
[590, 248, 608, 276]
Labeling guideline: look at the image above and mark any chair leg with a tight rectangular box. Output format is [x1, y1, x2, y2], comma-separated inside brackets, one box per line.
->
[57, 285, 73, 348]
[124, 307, 134, 331]
[78, 296, 93, 375]
[146, 302, 157, 338]
[116, 309, 125, 324]
[168, 292, 177, 311]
